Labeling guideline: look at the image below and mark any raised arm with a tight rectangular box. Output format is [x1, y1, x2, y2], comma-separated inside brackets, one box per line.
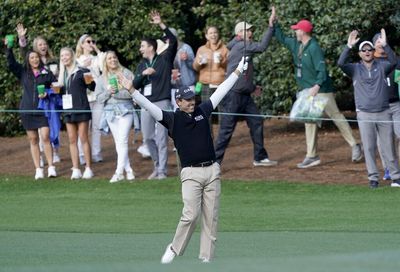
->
[337, 30, 359, 77]
[246, 26, 274, 53]
[376, 29, 397, 74]
[5, 47, 23, 79]
[209, 57, 248, 108]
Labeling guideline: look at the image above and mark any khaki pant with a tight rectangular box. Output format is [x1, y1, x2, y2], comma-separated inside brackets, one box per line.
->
[305, 92, 357, 157]
[171, 162, 221, 260]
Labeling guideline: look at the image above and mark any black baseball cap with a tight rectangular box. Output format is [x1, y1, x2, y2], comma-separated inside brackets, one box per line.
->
[175, 86, 195, 100]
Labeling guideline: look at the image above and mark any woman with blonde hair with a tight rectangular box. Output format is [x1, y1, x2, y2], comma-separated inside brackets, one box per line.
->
[97, 51, 136, 182]
[75, 34, 105, 163]
[58, 47, 96, 179]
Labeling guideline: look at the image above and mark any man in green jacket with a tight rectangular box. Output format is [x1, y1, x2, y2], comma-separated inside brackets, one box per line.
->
[272, 8, 362, 168]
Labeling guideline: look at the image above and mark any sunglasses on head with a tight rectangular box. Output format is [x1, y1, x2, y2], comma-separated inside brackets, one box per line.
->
[86, 40, 96, 44]
[360, 48, 374, 52]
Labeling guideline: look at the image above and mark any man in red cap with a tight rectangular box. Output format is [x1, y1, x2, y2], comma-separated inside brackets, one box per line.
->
[271, 7, 362, 168]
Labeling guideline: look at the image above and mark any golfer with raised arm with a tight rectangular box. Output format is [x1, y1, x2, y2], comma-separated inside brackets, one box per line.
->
[119, 57, 248, 264]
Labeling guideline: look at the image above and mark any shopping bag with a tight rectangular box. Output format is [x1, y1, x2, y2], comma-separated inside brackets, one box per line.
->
[290, 88, 328, 126]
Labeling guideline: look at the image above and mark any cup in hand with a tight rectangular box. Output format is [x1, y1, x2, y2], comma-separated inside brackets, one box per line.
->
[172, 69, 180, 81]
[83, 72, 94, 84]
[200, 54, 208, 65]
[213, 52, 221, 63]
[51, 82, 61, 94]
[37, 84, 45, 96]
[108, 75, 119, 94]
[5, 34, 15, 48]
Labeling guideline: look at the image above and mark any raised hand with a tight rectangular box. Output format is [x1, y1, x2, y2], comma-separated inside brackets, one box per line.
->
[347, 30, 359, 48]
[377, 28, 387, 47]
[149, 10, 162, 25]
[16, 23, 27, 37]
[269, 6, 276, 27]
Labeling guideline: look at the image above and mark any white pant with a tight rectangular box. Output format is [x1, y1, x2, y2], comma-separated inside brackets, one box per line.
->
[108, 113, 134, 174]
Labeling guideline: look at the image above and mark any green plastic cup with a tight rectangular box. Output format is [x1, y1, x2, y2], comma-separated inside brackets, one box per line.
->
[5, 34, 15, 48]
[37, 84, 45, 96]
[108, 75, 119, 94]
[394, 69, 400, 83]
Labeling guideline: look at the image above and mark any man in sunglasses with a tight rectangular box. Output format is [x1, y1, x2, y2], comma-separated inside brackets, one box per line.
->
[272, 7, 362, 169]
[338, 29, 400, 188]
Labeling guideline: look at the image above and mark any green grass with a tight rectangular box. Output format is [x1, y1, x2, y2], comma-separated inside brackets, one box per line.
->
[0, 175, 399, 272]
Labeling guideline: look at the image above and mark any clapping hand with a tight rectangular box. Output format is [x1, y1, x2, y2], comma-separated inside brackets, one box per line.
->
[347, 30, 360, 48]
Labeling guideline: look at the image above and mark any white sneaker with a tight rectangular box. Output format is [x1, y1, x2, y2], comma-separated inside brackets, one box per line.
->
[110, 173, 124, 183]
[71, 168, 82, 180]
[53, 153, 61, 163]
[48, 166, 57, 178]
[35, 168, 44, 180]
[253, 158, 278, 167]
[82, 167, 94, 179]
[201, 258, 210, 263]
[138, 144, 151, 158]
[126, 170, 135, 181]
[92, 155, 103, 163]
[161, 243, 176, 264]
[157, 173, 167, 180]
[148, 170, 158, 180]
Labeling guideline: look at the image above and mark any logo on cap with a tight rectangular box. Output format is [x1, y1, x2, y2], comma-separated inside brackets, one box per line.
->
[175, 86, 195, 100]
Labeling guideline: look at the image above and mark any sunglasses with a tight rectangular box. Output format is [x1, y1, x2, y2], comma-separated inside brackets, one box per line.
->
[360, 48, 374, 52]
[86, 40, 96, 44]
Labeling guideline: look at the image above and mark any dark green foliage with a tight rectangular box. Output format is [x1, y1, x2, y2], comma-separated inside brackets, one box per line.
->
[0, 0, 399, 135]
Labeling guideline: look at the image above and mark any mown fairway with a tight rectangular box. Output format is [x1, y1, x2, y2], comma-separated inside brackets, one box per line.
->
[1, 175, 399, 272]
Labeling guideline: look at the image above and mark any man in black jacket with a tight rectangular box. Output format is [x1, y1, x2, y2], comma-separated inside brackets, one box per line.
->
[133, 10, 177, 180]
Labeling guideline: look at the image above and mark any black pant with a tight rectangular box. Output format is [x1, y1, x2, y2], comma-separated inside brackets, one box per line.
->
[214, 92, 269, 163]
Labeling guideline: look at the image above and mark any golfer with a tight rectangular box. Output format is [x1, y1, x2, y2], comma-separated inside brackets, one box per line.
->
[119, 57, 248, 263]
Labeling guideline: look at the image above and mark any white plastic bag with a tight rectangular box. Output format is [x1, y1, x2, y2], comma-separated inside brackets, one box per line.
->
[290, 88, 328, 126]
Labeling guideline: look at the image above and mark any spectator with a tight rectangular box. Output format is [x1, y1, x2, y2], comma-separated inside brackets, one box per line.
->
[5, 40, 57, 179]
[338, 29, 400, 188]
[16, 23, 62, 165]
[168, 28, 196, 111]
[373, 32, 400, 181]
[214, 8, 278, 167]
[58, 47, 95, 180]
[132, 10, 177, 179]
[193, 26, 229, 132]
[96, 51, 136, 183]
[272, 7, 362, 168]
[75, 34, 105, 164]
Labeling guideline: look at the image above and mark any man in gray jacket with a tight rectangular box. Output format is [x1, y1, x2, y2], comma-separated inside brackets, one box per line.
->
[214, 8, 278, 167]
[338, 29, 400, 188]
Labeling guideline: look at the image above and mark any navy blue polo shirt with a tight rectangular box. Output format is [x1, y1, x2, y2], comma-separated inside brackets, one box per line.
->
[160, 100, 216, 167]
